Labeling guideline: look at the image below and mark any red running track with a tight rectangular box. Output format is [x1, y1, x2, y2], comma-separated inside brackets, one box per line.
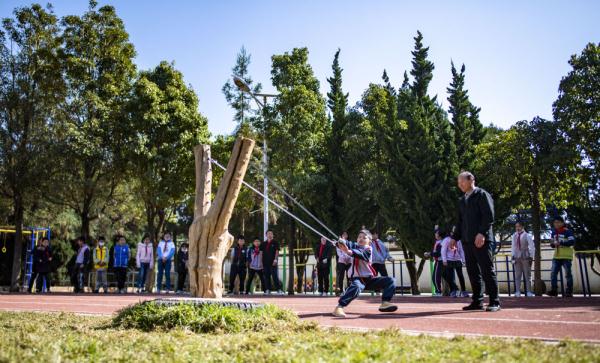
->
[1, 293, 599, 343]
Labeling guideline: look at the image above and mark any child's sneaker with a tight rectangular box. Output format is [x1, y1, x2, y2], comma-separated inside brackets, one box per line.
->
[264, 290, 270, 295]
[450, 290, 458, 298]
[332, 306, 346, 318]
[526, 292, 535, 297]
[378, 301, 398, 312]
[514, 291, 521, 297]
[460, 291, 470, 298]
[277, 290, 284, 295]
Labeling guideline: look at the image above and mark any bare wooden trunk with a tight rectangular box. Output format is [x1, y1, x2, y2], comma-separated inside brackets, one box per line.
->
[188, 137, 255, 298]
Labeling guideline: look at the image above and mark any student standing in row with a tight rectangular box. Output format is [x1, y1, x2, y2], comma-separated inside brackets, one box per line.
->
[548, 217, 575, 297]
[93, 236, 109, 293]
[314, 236, 334, 296]
[28, 237, 52, 293]
[113, 236, 130, 294]
[440, 227, 466, 298]
[156, 232, 176, 293]
[425, 229, 443, 296]
[245, 238, 265, 294]
[72, 237, 90, 293]
[228, 236, 248, 295]
[336, 231, 351, 296]
[136, 234, 153, 293]
[262, 230, 283, 294]
[511, 222, 535, 297]
[371, 232, 394, 277]
[176, 243, 189, 293]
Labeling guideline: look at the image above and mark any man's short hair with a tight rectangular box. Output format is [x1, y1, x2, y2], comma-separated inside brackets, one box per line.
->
[238, 235, 245, 240]
[553, 216, 565, 223]
[458, 171, 475, 181]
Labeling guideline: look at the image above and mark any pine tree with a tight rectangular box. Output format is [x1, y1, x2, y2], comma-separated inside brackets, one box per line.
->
[222, 46, 262, 131]
[326, 49, 349, 231]
[447, 61, 484, 171]
[410, 31, 434, 100]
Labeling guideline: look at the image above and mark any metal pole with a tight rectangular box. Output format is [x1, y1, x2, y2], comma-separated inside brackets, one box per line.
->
[263, 137, 269, 239]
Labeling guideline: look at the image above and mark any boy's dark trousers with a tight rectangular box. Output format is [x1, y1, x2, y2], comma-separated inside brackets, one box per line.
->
[245, 269, 265, 293]
[114, 267, 127, 290]
[464, 241, 499, 305]
[442, 262, 459, 292]
[338, 276, 396, 307]
[229, 264, 246, 293]
[263, 264, 281, 291]
[336, 263, 350, 293]
[28, 272, 50, 293]
[317, 263, 331, 293]
[372, 263, 388, 277]
[432, 260, 442, 293]
[454, 261, 466, 291]
[177, 268, 188, 291]
[72, 263, 86, 293]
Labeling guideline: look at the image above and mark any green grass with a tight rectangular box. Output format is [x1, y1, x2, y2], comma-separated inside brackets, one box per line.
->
[0, 310, 598, 363]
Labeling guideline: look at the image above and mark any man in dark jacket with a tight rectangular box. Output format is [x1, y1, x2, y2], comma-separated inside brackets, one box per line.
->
[261, 230, 283, 294]
[314, 236, 334, 296]
[228, 235, 248, 294]
[450, 171, 500, 312]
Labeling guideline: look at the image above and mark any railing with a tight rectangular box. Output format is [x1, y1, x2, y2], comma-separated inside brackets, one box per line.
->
[575, 250, 600, 297]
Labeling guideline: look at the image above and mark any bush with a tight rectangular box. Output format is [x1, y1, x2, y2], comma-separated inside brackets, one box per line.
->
[112, 301, 316, 334]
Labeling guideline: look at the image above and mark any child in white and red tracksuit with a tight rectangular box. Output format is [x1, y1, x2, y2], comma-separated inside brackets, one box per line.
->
[332, 230, 397, 318]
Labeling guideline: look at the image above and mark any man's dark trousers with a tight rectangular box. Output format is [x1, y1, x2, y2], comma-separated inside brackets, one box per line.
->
[464, 241, 499, 305]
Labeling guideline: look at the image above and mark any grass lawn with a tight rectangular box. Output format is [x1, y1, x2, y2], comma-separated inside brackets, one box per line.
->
[0, 305, 598, 363]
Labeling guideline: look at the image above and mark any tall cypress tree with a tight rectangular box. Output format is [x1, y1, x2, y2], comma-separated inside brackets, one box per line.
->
[447, 61, 484, 171]
[326, 49, 349, 231]
[410, 31, 434, 100]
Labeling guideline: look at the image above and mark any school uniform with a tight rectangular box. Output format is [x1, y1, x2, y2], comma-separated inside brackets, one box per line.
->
[245, 246, 265, 294]
[511, 230, 535, 294]
[93, 245, 109, 292]
[371, 239, 392, 277]
[29, 245, 52, 293]
[156, 240, 176, 291]
[113, 244, 130, 292]
[228, 245, 248, 293]
[335, 247, 351, 293]
[314, 242, 334, 294]
[176, 248, 189, 292]
[135, 242, 154, 291]
[337, 242, 396, 307]
[72, 244, 91, 293]
[430, 240, 443, 294]
[261, 239, 281, 292]
[550, 227, 575, 295]
[440, 237, 466, 295]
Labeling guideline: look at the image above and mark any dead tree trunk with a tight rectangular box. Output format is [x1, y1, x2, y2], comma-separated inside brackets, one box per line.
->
[188, 137, 255, 298]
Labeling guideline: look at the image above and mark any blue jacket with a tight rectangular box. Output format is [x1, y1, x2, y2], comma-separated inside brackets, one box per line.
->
[342, 241, 376, 278]
[371, 239, 391, 264]
[113, 244, 130, 268]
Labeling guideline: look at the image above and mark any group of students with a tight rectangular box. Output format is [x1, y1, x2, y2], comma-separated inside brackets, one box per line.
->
[62, 232, 189, 294]
[227, 230, 284, 295]
[427, 226, 470, 298]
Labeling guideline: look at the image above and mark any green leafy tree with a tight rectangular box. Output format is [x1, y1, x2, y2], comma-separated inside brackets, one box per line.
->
[370, 32, 458, 293]
[0, 4, 65, 290]
[222, 46, 262, 133]
[268, 47, 330, 294]
[474, 117, 581, 294]
[552, 42, 600, 252]
[53, 1, 136, 241]
[127, 61, 210, 244]
[447, 62, 484, 170]
[326, 48, 349, 232]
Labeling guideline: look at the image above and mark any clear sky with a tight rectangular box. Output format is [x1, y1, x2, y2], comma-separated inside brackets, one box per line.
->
[2, 1, 599, 136]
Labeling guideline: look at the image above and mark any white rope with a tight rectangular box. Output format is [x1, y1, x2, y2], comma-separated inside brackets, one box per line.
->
[249, 157, 339, 239]
[209, 158, 336, 244]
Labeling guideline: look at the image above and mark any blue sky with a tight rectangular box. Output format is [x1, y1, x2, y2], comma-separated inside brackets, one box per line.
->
[2, 1, 599, 136]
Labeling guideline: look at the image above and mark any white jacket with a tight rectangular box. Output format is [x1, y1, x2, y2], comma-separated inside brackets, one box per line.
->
[511, 231, 535, 259]
[136, 242, 154, 269]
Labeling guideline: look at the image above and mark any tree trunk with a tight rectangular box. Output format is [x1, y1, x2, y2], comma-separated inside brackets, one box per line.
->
[401, 242, 420, 295]
[10, 192, 24, 292]
[81, 213, 90, 242]
[530, 176, 546, 296]
[188, 137, 255, 298]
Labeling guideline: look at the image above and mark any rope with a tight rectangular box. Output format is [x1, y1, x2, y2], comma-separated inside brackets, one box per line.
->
[248, 156, 338, 239]
[209, 158, 336, 244]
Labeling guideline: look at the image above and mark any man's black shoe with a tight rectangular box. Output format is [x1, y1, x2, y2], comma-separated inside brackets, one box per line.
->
[486, 304, 501, 312]
[462, 303, 484, 311]
[565, 292, 573, 298]
[546, 290, 558, 297]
